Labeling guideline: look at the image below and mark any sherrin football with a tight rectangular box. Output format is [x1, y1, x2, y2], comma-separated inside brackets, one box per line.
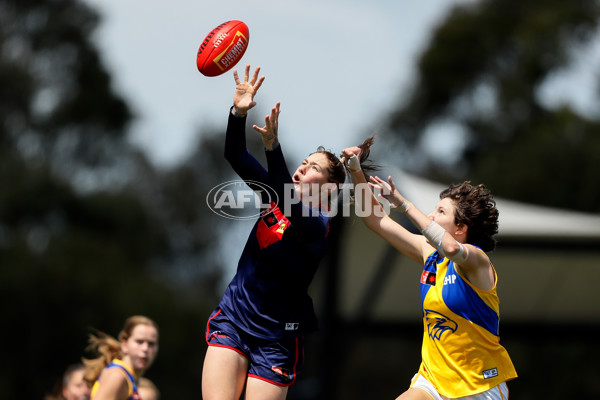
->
[197, 20, 249, 77]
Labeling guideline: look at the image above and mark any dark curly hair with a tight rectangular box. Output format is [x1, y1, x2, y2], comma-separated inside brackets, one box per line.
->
[439, 181, 499, 252]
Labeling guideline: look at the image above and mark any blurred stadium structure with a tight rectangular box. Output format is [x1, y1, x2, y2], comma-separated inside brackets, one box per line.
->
[296, 168, 600, 399]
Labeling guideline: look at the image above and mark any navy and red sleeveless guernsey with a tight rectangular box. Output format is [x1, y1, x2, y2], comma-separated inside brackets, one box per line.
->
[218, 108, 330, 340]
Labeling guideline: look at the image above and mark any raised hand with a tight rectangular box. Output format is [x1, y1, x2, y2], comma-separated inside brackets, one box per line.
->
[253, 102, 280, 150]
[341, 147, 362, 160]
[369, 175, 404, 209]
[232, 64, 265, 115]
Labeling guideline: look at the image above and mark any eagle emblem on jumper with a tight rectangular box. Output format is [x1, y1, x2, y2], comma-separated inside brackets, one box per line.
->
[424, 309, 458, 340]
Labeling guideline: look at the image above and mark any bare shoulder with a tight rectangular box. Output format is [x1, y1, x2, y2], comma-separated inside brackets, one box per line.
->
[94, 367, 130, 400]
[456, 245, 495, 290]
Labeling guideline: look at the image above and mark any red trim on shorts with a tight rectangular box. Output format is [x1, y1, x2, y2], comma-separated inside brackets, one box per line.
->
[206, 309, 301, 386]
[247, 337, 300, 387]
[207, 343, 248, 359]
[248, 338, 304, 387]
[205, 308, 248, 359]
[248, 374, 293, 387]
[205, 308, 222, 342]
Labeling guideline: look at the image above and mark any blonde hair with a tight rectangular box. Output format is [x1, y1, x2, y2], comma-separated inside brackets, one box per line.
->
[82, 315, 159, 384]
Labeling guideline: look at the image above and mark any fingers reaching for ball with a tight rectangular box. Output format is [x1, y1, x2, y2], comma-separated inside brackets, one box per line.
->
[252, 102, 281, 150]
[232, 65, 265, 115]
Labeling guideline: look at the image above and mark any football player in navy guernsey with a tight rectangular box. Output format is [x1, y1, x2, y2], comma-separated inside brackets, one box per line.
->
[342, 146, 517, 400]
[201, 64, 377, 400]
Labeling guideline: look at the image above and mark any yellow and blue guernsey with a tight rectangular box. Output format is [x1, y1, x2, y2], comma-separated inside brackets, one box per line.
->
[417, 249, 517, 398]
[91, 359, 140, 400]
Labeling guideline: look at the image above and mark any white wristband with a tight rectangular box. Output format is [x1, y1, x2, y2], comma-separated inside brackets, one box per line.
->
[347, 155, 361, 172]
[422, 221, 446, 252]
[398, 201, 411, 214]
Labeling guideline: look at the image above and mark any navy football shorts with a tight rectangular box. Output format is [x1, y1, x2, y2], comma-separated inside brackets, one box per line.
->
[205, 308, 305, 386]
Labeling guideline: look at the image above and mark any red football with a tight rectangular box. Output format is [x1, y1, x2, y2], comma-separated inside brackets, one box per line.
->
[197, 20, 250, 77]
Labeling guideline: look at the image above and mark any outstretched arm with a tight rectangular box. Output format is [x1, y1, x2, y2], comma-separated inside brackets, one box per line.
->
[370, 175, 492, 284]
[224, 65, 269, 187]
[341, 148, 428, 264]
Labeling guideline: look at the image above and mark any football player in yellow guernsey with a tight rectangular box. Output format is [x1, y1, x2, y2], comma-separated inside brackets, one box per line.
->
[342, 147, 517, 400]
[83, 316, 159, 400]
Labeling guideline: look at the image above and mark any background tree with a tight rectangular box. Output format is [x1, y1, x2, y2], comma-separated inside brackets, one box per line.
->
[4, 0, 599, 398]
[384, 0, 600, 212]
[0, 0, 226, 397]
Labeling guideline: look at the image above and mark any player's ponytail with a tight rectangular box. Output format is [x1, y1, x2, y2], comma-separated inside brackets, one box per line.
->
[352, 136, 378, 180]
[316, 135, 379, 188]
[82, 315, 158, 385]
[82, 330, 121, 385]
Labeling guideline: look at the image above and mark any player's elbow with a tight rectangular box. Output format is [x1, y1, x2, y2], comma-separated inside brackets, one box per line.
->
[444, 241, 469, 264]
[444, 241, 462, 257]
[442, 239, 461, 257]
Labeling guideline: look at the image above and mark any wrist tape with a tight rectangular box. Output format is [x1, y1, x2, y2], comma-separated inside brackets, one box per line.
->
[398, 201, 411, 214]
[422, 221, 446, 252]
[347, 154, 361, 172]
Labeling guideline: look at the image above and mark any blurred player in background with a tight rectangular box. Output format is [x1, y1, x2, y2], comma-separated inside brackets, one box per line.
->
[83, 315, 159, 400]
[45, 363, 91, 400]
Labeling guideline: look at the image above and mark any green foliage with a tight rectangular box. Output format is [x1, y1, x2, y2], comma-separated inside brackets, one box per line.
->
[0, 0, 220, 398]
[385, 0, 600, 212]
[465, 107, 600, 211]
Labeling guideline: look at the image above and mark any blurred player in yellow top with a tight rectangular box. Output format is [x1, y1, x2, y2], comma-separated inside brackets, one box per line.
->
[83, 316, 159, 400]
[342, 147, 517, 400]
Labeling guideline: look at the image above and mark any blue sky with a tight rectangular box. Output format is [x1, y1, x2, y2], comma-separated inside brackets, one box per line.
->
[83, 0, 599, 171]
[82, 0, 471, 167]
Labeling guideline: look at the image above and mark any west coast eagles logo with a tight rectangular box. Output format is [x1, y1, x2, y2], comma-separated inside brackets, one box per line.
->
[424, 309, 458, 340]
